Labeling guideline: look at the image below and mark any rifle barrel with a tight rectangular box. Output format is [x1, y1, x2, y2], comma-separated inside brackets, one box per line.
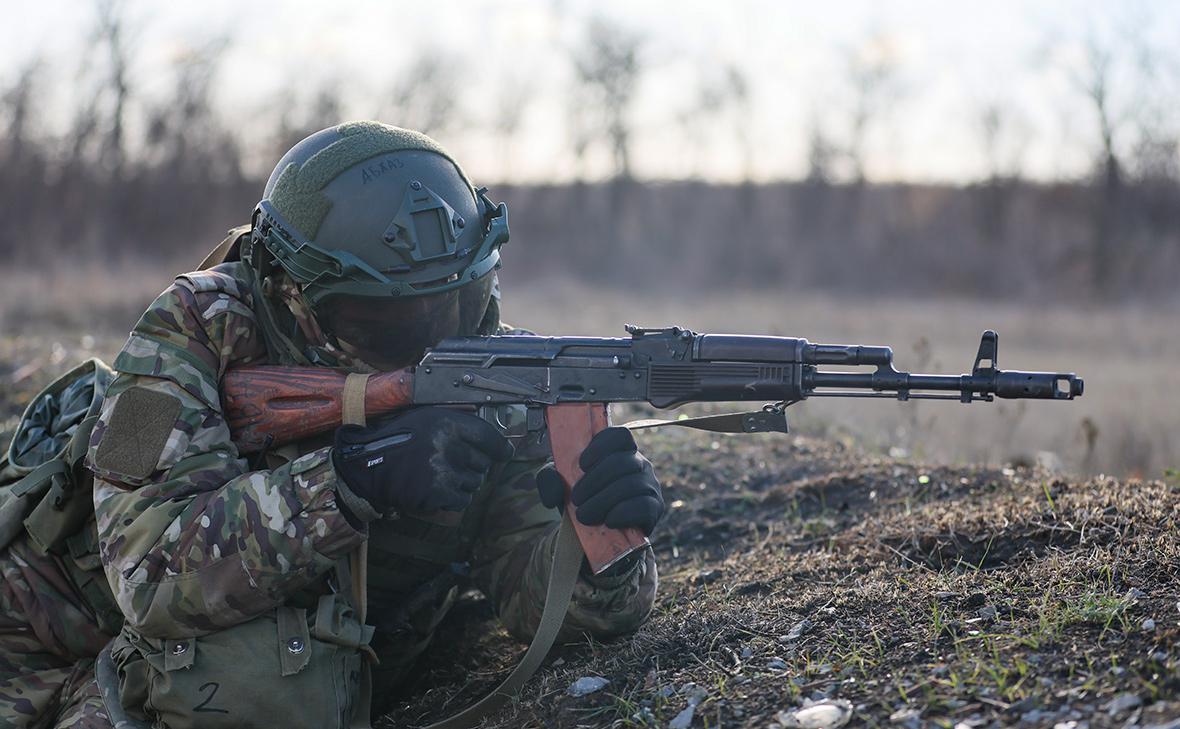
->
[806, 369, 1083, 400]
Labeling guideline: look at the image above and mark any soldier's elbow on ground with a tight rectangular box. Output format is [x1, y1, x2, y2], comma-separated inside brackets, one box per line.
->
[568, 549, 659, 640]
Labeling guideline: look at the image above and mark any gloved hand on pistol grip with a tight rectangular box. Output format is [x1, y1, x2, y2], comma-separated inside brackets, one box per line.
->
[332, 407, 514, 516]
[536, 426, 664, 536]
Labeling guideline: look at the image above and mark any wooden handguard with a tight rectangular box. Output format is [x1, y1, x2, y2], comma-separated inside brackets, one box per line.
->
[222, 366, 414, 454]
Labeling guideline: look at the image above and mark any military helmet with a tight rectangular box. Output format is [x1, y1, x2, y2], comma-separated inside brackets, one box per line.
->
[249, 121, 510, 367]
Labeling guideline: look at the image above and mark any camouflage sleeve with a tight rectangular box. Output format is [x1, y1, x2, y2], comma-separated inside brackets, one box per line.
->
[84, 274, 365, 638]
[469, 457, 657, 644]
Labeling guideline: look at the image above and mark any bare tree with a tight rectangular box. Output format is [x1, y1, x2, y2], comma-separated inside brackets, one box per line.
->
[91, 0, 134, 179]
[841, 33, 905, 184]
[804, 117, 838, 185]
[0, 59, 41, 165]
[387, 51, 464, 136]
[973, 100, 1030, 244]
[491, 75, 534, 182]
[569, 17, 644, 181]
[977, 101, 1029, 184]
[1071, 36, 1128, 293]
[272, 83, 345, 160]
[143, 39, 238, 181]
[676, 63, 751, 180]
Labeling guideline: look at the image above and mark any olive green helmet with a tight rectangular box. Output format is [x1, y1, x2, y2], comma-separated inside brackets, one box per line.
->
[248, 121, 509, 367]
[253, 120, 508, 305]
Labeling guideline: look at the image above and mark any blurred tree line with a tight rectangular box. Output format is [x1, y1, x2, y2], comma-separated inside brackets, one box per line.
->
[1, 3, 1178, 301]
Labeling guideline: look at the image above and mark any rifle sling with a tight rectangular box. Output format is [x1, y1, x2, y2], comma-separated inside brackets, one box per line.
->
[622, 407, 788, 434]
[411, 409, 777, 727]
[422, 510, 583, 729]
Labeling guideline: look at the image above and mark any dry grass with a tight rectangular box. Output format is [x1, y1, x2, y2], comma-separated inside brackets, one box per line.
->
[379, 428, 1180, 728]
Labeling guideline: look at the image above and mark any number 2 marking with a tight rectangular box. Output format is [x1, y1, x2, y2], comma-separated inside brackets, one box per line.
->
[193, 682, 229, 714]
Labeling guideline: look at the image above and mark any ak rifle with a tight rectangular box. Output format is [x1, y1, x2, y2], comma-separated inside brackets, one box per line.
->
[223, 327, 1083, 573]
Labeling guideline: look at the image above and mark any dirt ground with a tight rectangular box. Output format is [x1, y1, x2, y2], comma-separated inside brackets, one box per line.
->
[2, 331, 1177, 729]
[376, 423, 1180, 729]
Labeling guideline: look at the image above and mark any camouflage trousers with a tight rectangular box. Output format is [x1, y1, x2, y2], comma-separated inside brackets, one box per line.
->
[0, 534, 114, 728]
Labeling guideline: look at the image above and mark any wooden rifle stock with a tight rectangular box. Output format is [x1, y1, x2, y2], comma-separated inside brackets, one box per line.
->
[222, 366, 415, 454]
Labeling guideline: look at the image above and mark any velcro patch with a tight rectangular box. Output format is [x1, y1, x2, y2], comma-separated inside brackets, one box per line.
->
[93, 387, 181, 481]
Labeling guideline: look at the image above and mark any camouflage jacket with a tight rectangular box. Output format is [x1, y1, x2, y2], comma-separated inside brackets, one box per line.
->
[84, 262, 657, 651]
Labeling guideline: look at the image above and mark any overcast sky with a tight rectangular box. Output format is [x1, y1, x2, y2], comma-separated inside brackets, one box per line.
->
[6, 0, 1179, 183]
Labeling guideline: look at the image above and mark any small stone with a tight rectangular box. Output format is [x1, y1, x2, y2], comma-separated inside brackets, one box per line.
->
[631, 707, 656, 724]
[962, 592, 987, 608]
[1007, 696, 1038, 714]
[680, 682, 708, 705]
[692, 568, 723, 584]
[786, 619, 813, 641]
[1142, 618, 1156, 631]
[1101, 692, 1141, 715]
[776, 699, 853, 728]
[1021, 709, 1055, 723]
[740, 646, 753, 659]
[889, 707, 921, 729]
[1127, 587, 1146, 600]
[977, 605, 998, 621]
[567, 676, 609, 697]
[768, 657, 789, 670]
[934, 591, 958, 601]
[669, 705, 695, 729]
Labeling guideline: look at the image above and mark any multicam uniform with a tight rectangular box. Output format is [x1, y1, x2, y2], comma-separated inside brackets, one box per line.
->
[0, 261, 657, 728]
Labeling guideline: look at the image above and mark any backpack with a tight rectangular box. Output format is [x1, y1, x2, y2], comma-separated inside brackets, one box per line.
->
[0, 358, 114, 553]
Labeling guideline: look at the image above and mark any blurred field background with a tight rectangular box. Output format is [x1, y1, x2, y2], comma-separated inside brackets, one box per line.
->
[1, 0, 1178, 479]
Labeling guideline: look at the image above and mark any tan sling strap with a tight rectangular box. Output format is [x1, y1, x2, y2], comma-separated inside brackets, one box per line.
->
[340, 376, 371, 624]
[197, 225, 251, 270]
[423, 510, 584, 729]
[338, 394, 375, 729]
[342, 373, 372, 439]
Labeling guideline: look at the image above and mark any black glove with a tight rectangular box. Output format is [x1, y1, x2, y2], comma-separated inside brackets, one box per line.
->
[536, 427, 664, 535]
[332, 407, 514, 516]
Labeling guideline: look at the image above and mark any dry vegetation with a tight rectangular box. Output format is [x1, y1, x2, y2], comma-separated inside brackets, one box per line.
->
[380, 426, 1180, 728]
[1, 286, 1176, 729]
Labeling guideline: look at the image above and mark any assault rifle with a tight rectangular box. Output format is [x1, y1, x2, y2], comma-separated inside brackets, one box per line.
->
[224, 326, 1082, 574]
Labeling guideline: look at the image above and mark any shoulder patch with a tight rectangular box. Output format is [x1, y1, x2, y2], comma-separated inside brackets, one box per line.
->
[93, 387, 182, 481]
